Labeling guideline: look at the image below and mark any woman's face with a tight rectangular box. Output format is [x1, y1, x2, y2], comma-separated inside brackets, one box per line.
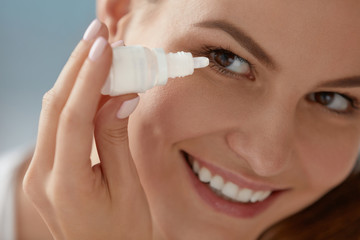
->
[105, 0, 360, 239]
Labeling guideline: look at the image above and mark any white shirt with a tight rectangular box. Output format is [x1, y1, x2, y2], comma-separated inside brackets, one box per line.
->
[0, 146, 31, 240]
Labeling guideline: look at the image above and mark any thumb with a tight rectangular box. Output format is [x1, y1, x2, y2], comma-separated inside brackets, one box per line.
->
[94, 95, 153, 237]
[94, 94, 141, 195]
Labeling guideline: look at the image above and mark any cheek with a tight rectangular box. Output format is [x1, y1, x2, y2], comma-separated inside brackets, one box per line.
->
[297, 122, 360, 191]
[127, 75, 240, 182]
[130, 77, 238, 145]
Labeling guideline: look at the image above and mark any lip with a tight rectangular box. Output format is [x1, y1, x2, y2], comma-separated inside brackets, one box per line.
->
[181, 151, 289, 218]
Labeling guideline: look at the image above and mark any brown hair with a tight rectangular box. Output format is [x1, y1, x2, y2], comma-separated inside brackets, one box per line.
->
[258, 160, 360, 240]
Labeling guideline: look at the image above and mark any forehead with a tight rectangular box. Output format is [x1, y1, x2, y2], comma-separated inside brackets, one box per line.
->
[165, 0, 360, 77]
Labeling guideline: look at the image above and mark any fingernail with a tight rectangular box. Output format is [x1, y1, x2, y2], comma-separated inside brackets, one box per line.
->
[83, 19, 101, 41]
[117, 97, 140, 119]
[89, 37, 108, 61]
[111, 40, 125, 48]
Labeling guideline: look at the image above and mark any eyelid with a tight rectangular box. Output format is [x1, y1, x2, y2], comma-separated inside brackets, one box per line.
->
[201, 45, 255, 68]
[308, 92, 360, 116]
[337, 92, 360, 110]
[193, 45, 257, 80]
[323, 91, 360, 109]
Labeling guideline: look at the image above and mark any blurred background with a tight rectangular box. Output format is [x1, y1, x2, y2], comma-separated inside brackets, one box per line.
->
[0, 1, 95, 152]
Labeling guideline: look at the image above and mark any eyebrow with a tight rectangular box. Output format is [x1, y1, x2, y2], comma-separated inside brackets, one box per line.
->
[194, 20, 360, 89]
[194, 20, 278, 70]
[317, 76, 360, 88]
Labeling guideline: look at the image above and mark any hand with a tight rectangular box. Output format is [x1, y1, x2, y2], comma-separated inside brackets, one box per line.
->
[23, 20, 153, 240]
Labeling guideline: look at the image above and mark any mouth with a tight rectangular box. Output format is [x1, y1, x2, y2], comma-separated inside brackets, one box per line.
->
[181, 151, 288, 218]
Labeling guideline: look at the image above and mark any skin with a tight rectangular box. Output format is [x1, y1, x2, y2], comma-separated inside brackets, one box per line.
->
[19, 0, 360, 239]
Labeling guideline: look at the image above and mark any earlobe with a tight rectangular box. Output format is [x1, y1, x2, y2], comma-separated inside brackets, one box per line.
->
[96, 0, 132, 41]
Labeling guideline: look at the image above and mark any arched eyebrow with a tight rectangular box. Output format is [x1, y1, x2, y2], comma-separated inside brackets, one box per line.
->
[193, 20, 360, 88]
[317, 76, 360, 88]
[193, 20, 278, 71]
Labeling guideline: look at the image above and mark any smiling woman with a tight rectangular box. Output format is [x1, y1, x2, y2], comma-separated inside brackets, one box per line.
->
[4, 0, 360, 239]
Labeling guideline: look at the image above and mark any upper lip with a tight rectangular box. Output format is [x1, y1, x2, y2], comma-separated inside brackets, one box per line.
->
[183, 151, 290, 192]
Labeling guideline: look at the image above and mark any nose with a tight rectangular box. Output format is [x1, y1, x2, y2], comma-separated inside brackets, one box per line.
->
[226, 106, 294, 177]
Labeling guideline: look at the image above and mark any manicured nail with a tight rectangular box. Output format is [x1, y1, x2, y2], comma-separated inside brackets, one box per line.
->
[117, 97, 140, 119]
[89, 37, 108, 61]
[111, 40, 125, 48]
[83, 19, 101, 41]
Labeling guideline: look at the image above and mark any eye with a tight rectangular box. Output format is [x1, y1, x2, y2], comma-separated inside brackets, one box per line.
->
[307, 92, 353, 113]
[210, 50, 251, 75]
[199, 47, 255, 80]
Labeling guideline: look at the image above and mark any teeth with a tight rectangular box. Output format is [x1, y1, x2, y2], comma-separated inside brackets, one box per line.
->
[193, 161, 200, 174]
[222, 182, 239, 199]
[198, 167, 212, 183]
[191, 160, 273, 203]
[259, 191, 272, 201]
[209, 175, 224, 191]
[236, 188, 253, 202]
[250, 191, 264, 203]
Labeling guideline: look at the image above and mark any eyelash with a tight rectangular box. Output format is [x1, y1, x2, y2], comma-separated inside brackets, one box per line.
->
[310, 92, 360, 116]
[195, 45, 359, 116]
[197, 45, 257, 81]
[338, 93, 359, 111]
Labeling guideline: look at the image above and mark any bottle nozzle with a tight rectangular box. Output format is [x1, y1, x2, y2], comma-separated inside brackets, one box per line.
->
[165, 52, 209, 79]
[193, 57, 209, 69]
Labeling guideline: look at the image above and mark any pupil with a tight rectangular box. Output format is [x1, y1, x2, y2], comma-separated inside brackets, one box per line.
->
[315, 92, 334, 105]
[214, 51, 235, 67]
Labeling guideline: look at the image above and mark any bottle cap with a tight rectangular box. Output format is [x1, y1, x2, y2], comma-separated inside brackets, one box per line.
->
[152, 48, 168, 86]
[166, 52, 209, 80]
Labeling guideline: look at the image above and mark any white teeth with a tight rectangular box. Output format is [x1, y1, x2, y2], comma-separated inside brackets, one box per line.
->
[259, 191, 271, 201]
[193, 161, 200, 174]
[250, 191, 264, 203]
[191, 160, 273, 203]
[209, 175, 224, 191]
[222, 182, 239, 199]
[198, 167, 212, 183]
[236, 188, 253, 202]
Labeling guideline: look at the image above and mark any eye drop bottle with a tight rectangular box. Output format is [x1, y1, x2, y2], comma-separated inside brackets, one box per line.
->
[101, 46, 209, 96]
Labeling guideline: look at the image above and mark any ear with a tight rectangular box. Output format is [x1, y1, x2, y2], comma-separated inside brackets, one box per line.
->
[96, 0, 132, 41]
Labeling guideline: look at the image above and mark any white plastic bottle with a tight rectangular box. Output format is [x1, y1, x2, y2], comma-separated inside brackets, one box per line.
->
[101, 46, 209, 96]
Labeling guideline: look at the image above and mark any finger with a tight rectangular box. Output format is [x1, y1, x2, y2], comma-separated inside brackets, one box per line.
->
[23, 21, 108, 238]
[29, 19, 109, 173]
[93, 95, 140, 193]
[93, 96, 153, 234]
[54, 36, 112, 181]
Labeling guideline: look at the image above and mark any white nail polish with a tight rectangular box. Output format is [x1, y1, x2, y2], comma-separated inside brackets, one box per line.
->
[116, 97, 140, 119]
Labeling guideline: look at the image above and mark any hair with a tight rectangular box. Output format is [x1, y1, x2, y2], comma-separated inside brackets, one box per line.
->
[258, 159, 360, 240]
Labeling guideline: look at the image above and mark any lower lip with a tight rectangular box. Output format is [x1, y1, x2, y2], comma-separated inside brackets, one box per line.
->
[182, 154, 284, 219]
